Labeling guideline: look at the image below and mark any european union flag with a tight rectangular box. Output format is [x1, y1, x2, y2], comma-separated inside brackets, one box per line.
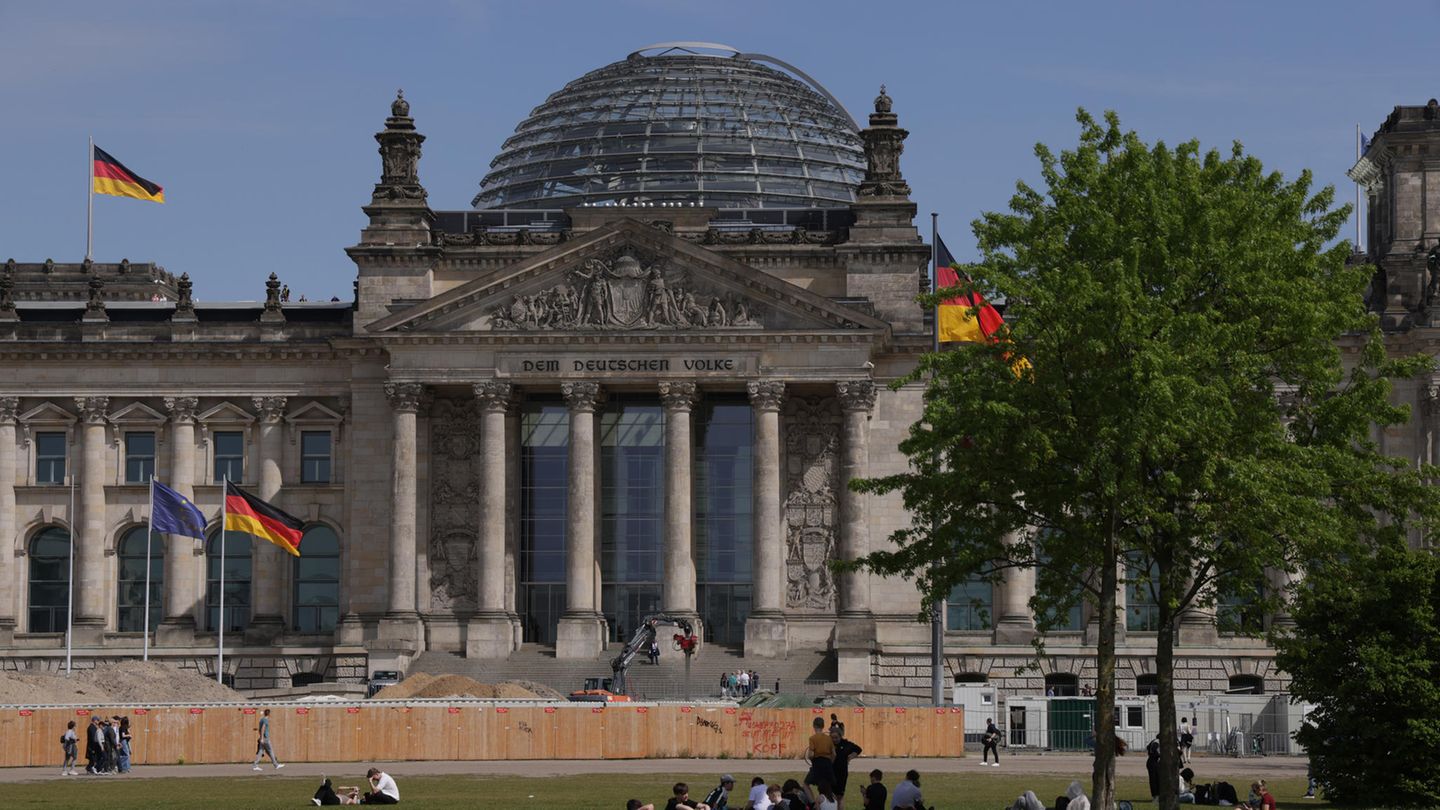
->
[152, 479, 207, 540]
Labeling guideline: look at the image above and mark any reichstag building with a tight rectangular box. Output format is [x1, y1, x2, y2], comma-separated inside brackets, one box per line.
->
[3, 43, 1434, 695]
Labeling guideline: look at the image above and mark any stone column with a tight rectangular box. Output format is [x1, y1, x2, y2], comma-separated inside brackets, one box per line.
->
[1178, 577, 1219, 646]
[74, 396, 109, 643]
[380, 383, 424, 644]
[744, 380, 787, 658]
[660, 382, 699, 630]
[157, 397, 199, 645]
[994, 556, 1037, 644]
[556, 381, 605, 659]
[505, 407, 522, 647]
[246, 396, 287, 642]
[468, 381, 517, 658]
[835, 380, 877, 682]
[0, 397, 17, 644]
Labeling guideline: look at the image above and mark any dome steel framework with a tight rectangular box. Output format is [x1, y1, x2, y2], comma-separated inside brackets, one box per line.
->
[473, 43, 866, 210]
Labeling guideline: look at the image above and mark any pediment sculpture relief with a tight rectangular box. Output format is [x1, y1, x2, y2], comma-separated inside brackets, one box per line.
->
[488, 251, 762, 331]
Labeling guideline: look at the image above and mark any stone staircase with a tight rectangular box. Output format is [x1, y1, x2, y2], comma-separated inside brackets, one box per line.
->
[410, 643, 837, 701]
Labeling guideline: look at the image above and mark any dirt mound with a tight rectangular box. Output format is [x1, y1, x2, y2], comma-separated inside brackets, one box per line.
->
[373, 672, 551, 701]
[0, 661, 242, 705]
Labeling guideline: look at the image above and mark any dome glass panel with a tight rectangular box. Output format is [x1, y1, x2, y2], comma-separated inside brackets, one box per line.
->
[473, 47, 865, 210]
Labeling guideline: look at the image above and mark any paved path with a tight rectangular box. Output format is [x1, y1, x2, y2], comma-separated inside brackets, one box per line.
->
[0, 752, 1307, 784]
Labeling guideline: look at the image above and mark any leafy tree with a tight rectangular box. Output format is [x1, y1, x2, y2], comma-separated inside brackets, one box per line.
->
[1276, 541, 1440, 807]
[848, 110, 1438, 810]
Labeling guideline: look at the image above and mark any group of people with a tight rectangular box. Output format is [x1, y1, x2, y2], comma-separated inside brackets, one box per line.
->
[60, 715, 133, 775]
[720, 668, 762, 699]
[310, 769, 401, 805]
[1145, 731, 1277, 807]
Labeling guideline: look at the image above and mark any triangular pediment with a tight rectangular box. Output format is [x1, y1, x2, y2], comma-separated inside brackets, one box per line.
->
[197, 402, 254, 424]
[109, 402, 167, 424]
[19, 402, 75, 423]
[285, 401, 346, 423]
[367, 219, 889, 336]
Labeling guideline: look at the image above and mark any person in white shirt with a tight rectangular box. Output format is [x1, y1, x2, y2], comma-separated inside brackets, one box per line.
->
[361, 768, 399, 804]
[745, 776, 768, 809]
[738, 670, 750, 696]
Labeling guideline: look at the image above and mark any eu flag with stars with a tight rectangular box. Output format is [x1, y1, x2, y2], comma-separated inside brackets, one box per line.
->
[152, 479, 207, 540]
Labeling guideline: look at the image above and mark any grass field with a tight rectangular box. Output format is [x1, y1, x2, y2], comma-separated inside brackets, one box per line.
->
[6, 773, 1327, 809]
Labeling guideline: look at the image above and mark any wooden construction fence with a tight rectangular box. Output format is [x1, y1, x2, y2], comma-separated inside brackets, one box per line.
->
[0, 704, 965, 767]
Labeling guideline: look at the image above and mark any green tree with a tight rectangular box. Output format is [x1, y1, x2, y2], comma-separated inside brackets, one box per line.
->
[1276, 542, 1440, 807]
[848, 110, 1437, 810]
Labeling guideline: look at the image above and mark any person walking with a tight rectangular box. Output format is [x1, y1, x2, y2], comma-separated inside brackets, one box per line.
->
[982, 717, 1002, 766]
[60, 720, 79, 775]
[115, 716, 132, 773]
[1179, 716, 1194, 764]
[103, 718, 119, 774]
[85, 716, 103, 774]
[1145, 733, 1162, 799]
[252, 708, 284, 771]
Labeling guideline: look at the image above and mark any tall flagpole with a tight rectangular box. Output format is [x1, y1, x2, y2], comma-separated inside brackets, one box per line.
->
[143, 475, 154, 661]
[1355, 124, 1363, 252]
[86, 136, 94, 262]
[217, 478, 226, 684]
[65, 441, 76, 674]
[930, 211, 944, 708]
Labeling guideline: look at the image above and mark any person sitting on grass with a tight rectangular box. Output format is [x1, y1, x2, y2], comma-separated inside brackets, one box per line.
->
[703, 774, 735, 810]
[664, 782, 711, 810]
[627, 801, 656, 810]
[312, 777, 343, 806]
[745, 776, 769, 810]
[782, 778, 816, 810]
[891, 770, 924, 810]
[359, 768, 400, 804]
[861, 770, 886, 810]
[1061, 781, 1091, 810]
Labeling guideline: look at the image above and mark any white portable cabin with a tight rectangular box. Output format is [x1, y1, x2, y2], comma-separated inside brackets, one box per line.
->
[1001, 694, 1158, 751]
[951, 682, 999, 742]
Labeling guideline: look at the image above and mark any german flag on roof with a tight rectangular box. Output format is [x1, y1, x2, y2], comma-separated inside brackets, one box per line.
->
[223, 481, 304, 556]
[92, 145, 164, 203]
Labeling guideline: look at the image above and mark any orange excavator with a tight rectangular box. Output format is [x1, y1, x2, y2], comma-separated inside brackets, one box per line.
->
[568, 614, 698, 702]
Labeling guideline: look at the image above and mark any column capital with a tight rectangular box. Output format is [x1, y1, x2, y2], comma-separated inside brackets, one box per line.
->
[747, 380, 785, 412]
[74, 396, 110, 424]
[384, 382, 428, 413]
[473, 380, 515, 413]
[1425, 380, 1440, 416]
[836, 379, 877, 413]
[251, 395, 288, 423]
[163, 396, 199, 423]
[658, 381, 699, 412]
[562, 381, 602, 413]
[0, 396, 18, 423]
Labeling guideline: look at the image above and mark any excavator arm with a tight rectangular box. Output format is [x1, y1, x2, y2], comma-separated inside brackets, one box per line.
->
[609, 614, 697, 697]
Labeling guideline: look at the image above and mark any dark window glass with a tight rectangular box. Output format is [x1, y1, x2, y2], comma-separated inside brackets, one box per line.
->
[947, 575, 992, 631]
[125, 432, 156, 484]
[521, 402, 569, 644]
[1045, 673, 1079, 697]
[300, 431, 332, 484]
[1126, 556, 1161, 632]
[1218, 582, 1265, 634]
[695, 397, 753, 644]
[28, 526, 70, 632]
[293, 525, 339, 632]
[600, 397, 663, 641]
[205, 530, 251, 632]
[1228, 674, 1264, 695]
[116, 525, 163, 632]
[213, 431, 244, 483]
[1135, 674, 1161, 696]
[35, 432, 66, 485]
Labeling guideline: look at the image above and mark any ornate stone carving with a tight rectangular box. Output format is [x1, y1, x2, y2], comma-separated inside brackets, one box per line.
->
[0, 397, 19, 422]
[252, 396, 288, 423]
[487, 250, 760, 331]
[0, 261, 15, 320]
[658, 381, 698, 411]
[262, 273, 285, 323]
[383, 382, 426, 413]
[562, 381, 601, 412]
[857, 85, 912, 199]
[836, 380, 877, 413]
[747, 380, 785, 412]
[164, 396, 199, 423]
[783, 394, 842, 611]
[472, 381, 514, 413]
[427, 396, 479, 611]
[173, 272, 195, 320]
[83, 269, 107, 321]
[372, 90, 428, 205]
[75, 396, 110, 424]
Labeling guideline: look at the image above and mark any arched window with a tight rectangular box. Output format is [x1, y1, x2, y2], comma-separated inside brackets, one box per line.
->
[1228, 674, 1264, 695]
[117, 526, 163, 633]
[206, 530, 251, 632]
[293, 525, 340, 633]
[28, 526, 70, 633]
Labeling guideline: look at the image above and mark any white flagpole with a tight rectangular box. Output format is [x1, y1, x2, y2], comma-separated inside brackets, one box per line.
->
[87, 136, 94, 261]
[65, 440, 76, 674]
[218, 477, 226, 685]
[143, 475, 154, 661]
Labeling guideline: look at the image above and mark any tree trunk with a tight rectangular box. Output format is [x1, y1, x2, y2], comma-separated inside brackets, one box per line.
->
[1091, 535, 1119, 810]
[1156, 568, 1180, 810]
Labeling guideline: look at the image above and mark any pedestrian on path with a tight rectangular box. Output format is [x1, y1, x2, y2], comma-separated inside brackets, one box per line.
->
[60, 720, 78, 776]
[982, 718, 1002, 766]
[252, 709, 284, 771]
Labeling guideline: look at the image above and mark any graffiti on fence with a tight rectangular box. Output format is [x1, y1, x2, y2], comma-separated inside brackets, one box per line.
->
[695, 717, 723, 735]
[738, 714, 797, 755]
[518, 721, 532, 734]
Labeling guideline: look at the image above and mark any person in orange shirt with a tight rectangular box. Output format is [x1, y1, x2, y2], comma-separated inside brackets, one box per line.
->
[804, 716, 837, 795]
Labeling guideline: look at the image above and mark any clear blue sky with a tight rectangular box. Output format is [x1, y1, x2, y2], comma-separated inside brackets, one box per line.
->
[2, 1, 1435, 301]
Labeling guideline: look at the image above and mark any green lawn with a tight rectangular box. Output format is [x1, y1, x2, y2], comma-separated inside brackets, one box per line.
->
[6, 773, 1327, 809]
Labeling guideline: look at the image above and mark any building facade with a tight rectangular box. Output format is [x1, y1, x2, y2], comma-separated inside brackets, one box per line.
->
[5, 48, 1418, 696]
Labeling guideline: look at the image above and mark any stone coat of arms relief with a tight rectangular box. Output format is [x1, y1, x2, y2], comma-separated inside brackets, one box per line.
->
[428, 397, 480, 610]
[783, 394, 842, 612]
[487, 250, 762, 331]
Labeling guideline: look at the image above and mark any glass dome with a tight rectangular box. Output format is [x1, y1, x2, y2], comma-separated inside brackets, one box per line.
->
[473, 43, 866, 210]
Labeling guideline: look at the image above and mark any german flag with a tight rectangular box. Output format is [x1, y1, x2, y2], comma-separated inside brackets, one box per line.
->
[936, 234, 1005, 343]
[223, 481, 304, 556]
[92, 146, 164, 203]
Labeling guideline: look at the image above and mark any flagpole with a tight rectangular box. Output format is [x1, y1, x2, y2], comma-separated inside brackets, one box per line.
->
[86, 136, 94, 262]
[929, 211, 944, 708]
[143, 475, 154, 661]
[65, 440, 76, 674]
[1355, 123, 1363, 252]
[218, 477, 226, 685]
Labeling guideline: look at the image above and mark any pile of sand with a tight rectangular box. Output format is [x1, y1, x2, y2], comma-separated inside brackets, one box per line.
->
[0, 661, 242, 705]
[372, 672, 558, 701]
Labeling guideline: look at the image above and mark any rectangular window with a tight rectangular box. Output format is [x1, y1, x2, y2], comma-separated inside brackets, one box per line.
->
[1126, 556, 1162, 632]
[35, 432, 66, 484]
[1127, 705, 1144, 727]
[300, 431, 332, 484]
[125, 432, 156, 484]
[946, 576, 993, 631]
[213, 431, 244, 483]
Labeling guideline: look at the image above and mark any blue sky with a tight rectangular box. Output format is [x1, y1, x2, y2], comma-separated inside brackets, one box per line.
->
[2, 1, 1435, 301]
